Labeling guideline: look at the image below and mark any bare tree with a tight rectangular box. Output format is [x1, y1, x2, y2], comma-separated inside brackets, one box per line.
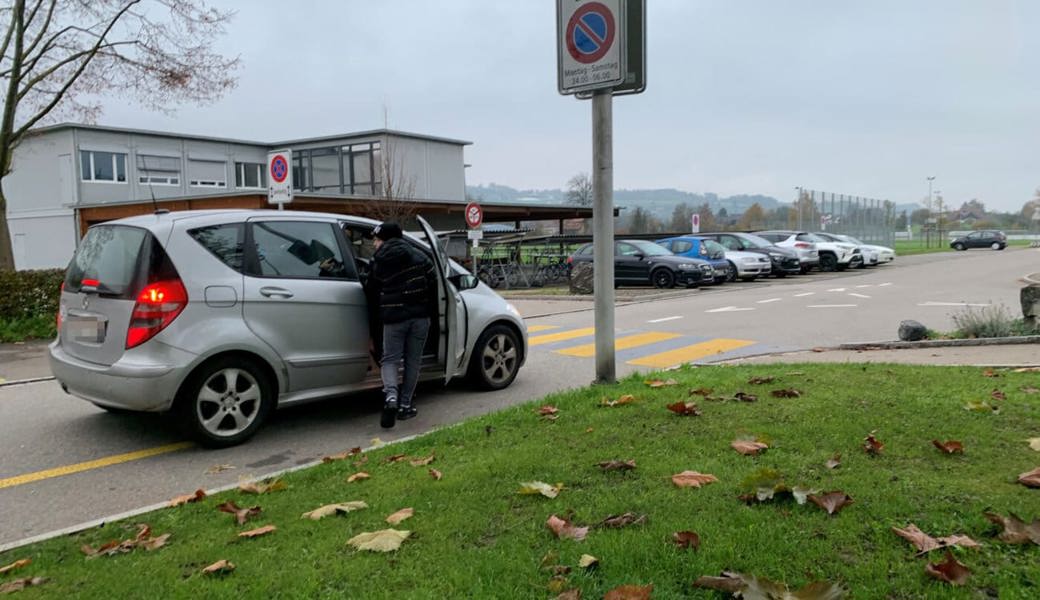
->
[366, 133, 418, 225]
[0, 0, 240, 270]
[566, 172, 592, 207]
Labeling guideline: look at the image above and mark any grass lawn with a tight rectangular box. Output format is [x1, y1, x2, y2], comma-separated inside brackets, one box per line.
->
[894, 239, 1033, 256]
[2, 364, 1039, 598]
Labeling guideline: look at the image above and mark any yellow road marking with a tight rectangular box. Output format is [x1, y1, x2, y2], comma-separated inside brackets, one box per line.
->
[556, 331, 682, 358]
[627, 338, 755, 369]
[528, 327, 596, 347]
[526, 324, 560, 333]
[0, 441, 194, 490]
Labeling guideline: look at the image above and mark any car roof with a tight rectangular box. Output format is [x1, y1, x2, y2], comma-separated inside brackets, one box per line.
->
[94, 209, 381, 231]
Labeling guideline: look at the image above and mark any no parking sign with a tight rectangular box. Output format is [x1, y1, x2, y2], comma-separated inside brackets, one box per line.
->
[267, 149, 293, 206]
[557, 0, 625, 94]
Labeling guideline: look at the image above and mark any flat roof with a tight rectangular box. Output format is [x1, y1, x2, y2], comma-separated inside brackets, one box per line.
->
[28, 122, 471, 147]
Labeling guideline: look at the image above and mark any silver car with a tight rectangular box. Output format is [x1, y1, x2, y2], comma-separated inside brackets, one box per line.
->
[49, 210, 527, 447]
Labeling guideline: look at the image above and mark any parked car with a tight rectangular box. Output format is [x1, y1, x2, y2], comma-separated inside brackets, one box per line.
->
[657, 236, 770, 282]
[950, 230, 1007, 251]
[695, 232, 802, 277]
[49, 210, 528, 447]
[815, 232, 895, 266]
[753, 231, 822, 273]
[568, 239, 714, 288]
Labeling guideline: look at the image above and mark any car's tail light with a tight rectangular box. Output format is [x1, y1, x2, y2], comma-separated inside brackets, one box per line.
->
[566, 256, 573, 264]
[126, 279, 188, 349]
[794, 242, 813, 249]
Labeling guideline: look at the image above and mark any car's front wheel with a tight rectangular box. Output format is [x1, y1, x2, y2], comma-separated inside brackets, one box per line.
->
[469, 324, 521, 390]
[652, 268, 675, 289]
[953, 243, 965, 251]
[726, 261, 738, 282]
[819, 253, 838, 272]
[175, 356, 274, 448]
[991, 242, 1002, 250]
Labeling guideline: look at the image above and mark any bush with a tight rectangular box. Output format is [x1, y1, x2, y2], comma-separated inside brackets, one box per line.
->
[950, 303, 1038, 338]
[0, 314, 56, 342]
[0, 268, 64, 320]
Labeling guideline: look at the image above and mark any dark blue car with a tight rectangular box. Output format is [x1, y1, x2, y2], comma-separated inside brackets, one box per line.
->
[656, 236, 730, 284]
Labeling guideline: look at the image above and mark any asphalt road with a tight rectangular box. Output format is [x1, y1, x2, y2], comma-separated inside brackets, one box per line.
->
[1, 246, 1036, 548]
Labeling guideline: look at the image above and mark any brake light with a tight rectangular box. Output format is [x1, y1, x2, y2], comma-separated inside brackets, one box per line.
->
[794, 242, 813, 249]
[126, 279, 188, 349]
[566, 256, 573, 264]
[81, 278, 99, 287]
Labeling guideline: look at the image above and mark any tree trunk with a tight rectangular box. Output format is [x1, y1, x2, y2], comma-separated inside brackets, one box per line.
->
[0, 182, 15, 271]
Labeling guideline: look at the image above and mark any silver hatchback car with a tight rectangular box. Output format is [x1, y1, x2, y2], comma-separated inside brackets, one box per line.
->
[49, 210, 527, 447]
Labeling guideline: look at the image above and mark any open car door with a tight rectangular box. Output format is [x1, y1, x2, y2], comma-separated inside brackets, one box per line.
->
[416, 216, 465, 383]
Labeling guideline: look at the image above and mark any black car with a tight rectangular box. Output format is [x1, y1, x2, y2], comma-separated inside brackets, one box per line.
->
[694, 232, 802, 277]
[950, 230, 1007, 251]
[568, 240, 714, 288]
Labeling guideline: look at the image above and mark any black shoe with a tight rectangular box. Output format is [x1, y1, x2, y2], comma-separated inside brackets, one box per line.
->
[397, 406, 418, 421]
[381, 400, 398, 429]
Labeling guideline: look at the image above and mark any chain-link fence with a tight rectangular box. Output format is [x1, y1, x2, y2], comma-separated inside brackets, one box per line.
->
[795, 190, 896, 246]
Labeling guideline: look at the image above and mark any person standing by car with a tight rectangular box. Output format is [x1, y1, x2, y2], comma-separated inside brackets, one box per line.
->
[368, 222, 438, 428]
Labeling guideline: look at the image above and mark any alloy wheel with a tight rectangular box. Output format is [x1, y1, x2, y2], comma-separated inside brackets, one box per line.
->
[481, 333, 518, 386]
[195, 368, 262, 438]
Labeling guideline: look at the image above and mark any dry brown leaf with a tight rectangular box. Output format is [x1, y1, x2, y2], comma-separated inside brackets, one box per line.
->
[645, 378, 678, 388]
[597, 459, 637, 471]
[770, 388, 801, 398]
[205, 464, 236, 474]
[1019, 466, 1040, 488]
[925, 551, 971, 586]
[347, 472, 371, 483]
[301, 501, 368, 520]
[597, 512, 647, 528]
[600, 394, 636, 407]
[689, 387, 714, 397]
[0, 559, 31, 576]
[167, 488, 206, 507]
[202, 559, 235, 575]
[410, 454, 436, 466]
[666, 401, 701, 416]
[0, 577, 48, 594]
[672, 531, 700, 550]
[238, 525, 276, 538]
[556, 589, 582, 600]
[990, 389, 1006, 401]
[892, 523, 941, 552]
[81, 524, 169, 558]
[538, 405, 559, 416]
[983, 512, 1040, 545]
[825, 453, 842, 469]
[863, 433, 884, 455]
[519, 481, 563, 498]
[384, 453, 409, 464]
[385, 508, 414, 525]
[604, 584, 652, 600]
[671, 470, 718, 488]
[731, 440, 769, 456]
[982, 368, 1000, 377]
[734, 391, 758, 402]
[693, 572, 746, 593]
[932, 440, 964, 454]
[1013, 366, 1040, 373]
[808, 491, 854, 515]
[578, 554, 599, 569]
[347, 529, 411, 552]
[747, 376, 775, 385]
[694, 572, 845, 598]
[429, 469, 443, 480]
[138, 533, 170, 551]
[546, 514, 588, 541]
[238, 478, 286, 494]
[322, 447, 362, 463]
[217, 501, 262, 525]
[1021, 386, 1040, 394]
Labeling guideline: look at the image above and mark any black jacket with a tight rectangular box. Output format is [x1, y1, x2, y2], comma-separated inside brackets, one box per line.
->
[369, 237, 438, 324]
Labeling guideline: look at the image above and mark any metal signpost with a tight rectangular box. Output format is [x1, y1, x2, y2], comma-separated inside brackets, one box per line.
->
[691, 213, 700, 234]
[267, 149, 293, 209]
[465, 201, 484, 276]
[558, 0, 645, 384]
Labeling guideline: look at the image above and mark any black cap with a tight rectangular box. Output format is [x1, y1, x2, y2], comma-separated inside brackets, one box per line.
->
[372, 222, 403, 241]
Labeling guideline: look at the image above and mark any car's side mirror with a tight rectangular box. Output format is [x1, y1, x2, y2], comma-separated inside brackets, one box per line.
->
[711, 252, 724, 260]
[450, 273, 479, 290]
[632, 252, 645, 260]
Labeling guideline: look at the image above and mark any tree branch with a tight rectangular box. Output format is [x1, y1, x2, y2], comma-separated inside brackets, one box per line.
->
[21, 0, 59, 62]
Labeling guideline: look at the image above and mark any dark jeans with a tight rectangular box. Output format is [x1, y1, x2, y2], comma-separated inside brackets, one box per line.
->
[380, 317, 430, 408]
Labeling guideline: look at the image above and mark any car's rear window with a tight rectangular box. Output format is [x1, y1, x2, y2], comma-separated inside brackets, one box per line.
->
[63, 225, 148, 297]
[189, 223, 245, 273]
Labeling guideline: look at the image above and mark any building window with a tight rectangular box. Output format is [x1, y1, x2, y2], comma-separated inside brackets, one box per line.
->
[80, 150, 127, 183]
[288, 142, 383, 195]
[235, 162, 265, 188]
[136, 154, 181, 186]
[188, 159, 227, 187]
[342, 141, 381, 195]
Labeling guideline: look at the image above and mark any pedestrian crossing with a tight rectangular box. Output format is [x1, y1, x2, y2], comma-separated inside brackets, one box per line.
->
[526, 324, 757, 368]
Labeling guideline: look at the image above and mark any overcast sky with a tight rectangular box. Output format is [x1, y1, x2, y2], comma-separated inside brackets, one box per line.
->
[99, 0, 1040, 212]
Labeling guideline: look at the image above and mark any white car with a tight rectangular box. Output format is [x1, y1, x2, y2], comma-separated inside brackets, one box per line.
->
[724, 249, 772, 281]
[833, 234, 895, 265]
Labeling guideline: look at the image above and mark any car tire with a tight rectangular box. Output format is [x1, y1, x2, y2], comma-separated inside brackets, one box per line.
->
[726, 261, 738, 282]
[819, 253, 837, 272]
[174, 356, 275, 448]
[652, 268, 675, 289]
[991, 242, 1001, 250]
[468, 324, 521, 390]
[953, 243, 965, 251]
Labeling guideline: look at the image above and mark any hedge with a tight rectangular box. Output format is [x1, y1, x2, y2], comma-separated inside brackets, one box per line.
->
[0, 268, 65, 320]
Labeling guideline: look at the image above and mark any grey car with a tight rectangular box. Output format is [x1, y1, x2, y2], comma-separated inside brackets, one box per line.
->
[49, 210, 528, 447]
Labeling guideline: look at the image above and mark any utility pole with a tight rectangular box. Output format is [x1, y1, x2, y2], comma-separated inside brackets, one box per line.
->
[592, 89, 615, 384]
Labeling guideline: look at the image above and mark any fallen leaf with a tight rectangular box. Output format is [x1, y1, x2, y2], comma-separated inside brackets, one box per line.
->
[322, 447, 362, 463]
[932, 440, 964, 454]
[734, 391, 758, 402]
[983, 512, 1040, 545]
[217, 501, 262, 525]
[747, 376, 775, 385]
[80, 540, 122, 558]
[301, 501, 368, 520]
[556, 589, 582, 600]
[385, 508, 414, 525]
[645, 378, 678, 388]
[370, 437, 386, 447]
[384, 453, 408, 464]
[693, 572, 745, 594]
[202, 559, 236, 575]
[429, 469, 443, 480]
[578, 554, 599, 569]
[0, 577, 48, 594]
[598, 513, 647, 528]
[770, 388, 801, 398]
[549, 566, 572, 576]
[1028, 438, 1040, 452]
[982, 368, 1001, 378]
[1013, 366, 1040, 373]
[519, 481, 563, 498]
[347, 472, 370, 483]
[1018, 466, 1040, 488]
[964, 399, 999, 413]
[825, 453, 842, 469]
[138, 533, 170, 551]
[81, 524, 169, 558]
[205, 464, 236, 474]
[791, 486, 817, 505]
[863, 433, 884, 455]
[238, 478, 287, 494]
[600, 394, 636, 407]
[0, 559, 31, 576]
[666, 401, 701, 416]
[694, 572, 845, 598]
[539, 550, 560, 568]
[731, 440, 769, 456]
[410, 454, 435, 466]
[547, 576, 570, 594]
[808, 491, 854, 515]
[168, 488, 206, 507]
[546, 514, 588, 541]
[671, 470, 718, 488]
[1021, 386, 1040, 394]
[811, 347, 826, 353]
[538, 405, 559, 416]
[353, 454, 369, 467]
[672, 531, 700, 550]
[347, 529, 411, 552]
[893, 523, 940, 552]
[604, 584, 652, 600]
[597, 459, 637, 471]
[991, 389, 1006, 401]
[238, 525, 276, 538]
[925, 551, 971, 586]
[689, 387, 714, 397]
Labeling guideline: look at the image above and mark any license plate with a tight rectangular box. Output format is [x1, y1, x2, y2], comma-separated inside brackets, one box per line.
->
[68, 317, 105, 343]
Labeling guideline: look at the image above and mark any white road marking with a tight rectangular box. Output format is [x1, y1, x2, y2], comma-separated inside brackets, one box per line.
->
[706, 306, 756, 313]
[756, 298, 782, 304]
[855, 285, 872, 288]
[647, 315, 683, 323]
[848, 293, 871, 299]
[807, 304, 858, 308]
[827, 288, 847, 292]
[879, 283, 893, 287]
[793, 292, 815, 297]
[917, 301, 991, 307]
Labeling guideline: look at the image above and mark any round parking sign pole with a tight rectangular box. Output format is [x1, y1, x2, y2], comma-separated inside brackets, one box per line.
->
[592, 88, 615, 384]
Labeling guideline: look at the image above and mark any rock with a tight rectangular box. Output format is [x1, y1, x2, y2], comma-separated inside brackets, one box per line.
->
[898, 320, 928, 341]
[1022, 284, 1040, 327]
[569, 262, 594, 295]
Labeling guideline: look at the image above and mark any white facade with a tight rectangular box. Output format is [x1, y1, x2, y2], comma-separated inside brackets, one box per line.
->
[4, 124, 470, 270]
